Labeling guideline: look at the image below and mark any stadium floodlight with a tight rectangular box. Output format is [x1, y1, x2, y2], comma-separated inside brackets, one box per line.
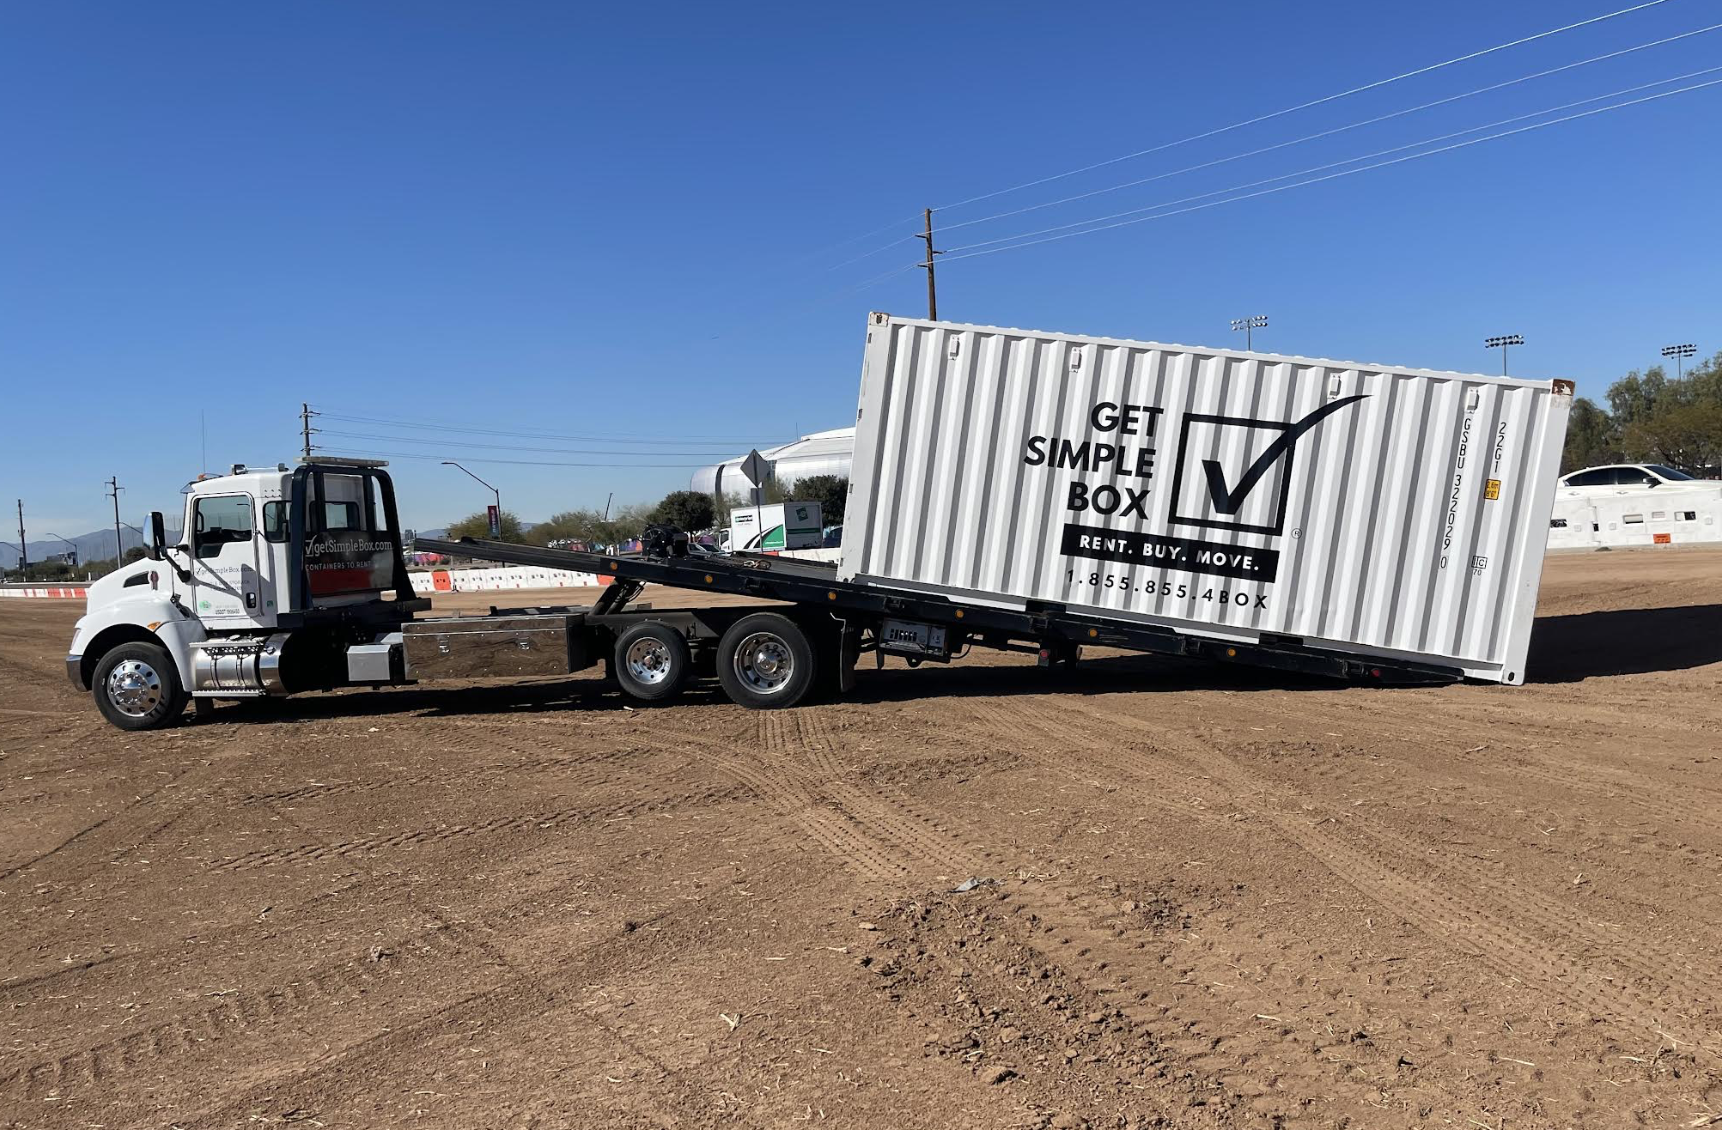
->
[1230, 315, 1268, 351]
[1484, 334, 1524, 376]
[1661, 342, 1697, 378]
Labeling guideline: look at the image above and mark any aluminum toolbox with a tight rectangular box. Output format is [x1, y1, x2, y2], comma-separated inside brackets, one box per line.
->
[402, 614, 576, 680]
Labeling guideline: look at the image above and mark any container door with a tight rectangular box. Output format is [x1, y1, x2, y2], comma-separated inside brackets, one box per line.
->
[188, 492, 265, 627]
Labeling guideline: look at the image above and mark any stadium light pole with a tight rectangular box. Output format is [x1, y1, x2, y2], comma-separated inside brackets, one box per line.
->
[442, 461, 502, 536]
[1231, 315, 1268, 352]
[1484, 334, 1523, 376]
[1661, 342, 1696, 380]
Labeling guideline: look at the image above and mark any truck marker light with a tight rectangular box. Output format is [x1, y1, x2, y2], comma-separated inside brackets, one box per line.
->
[609, 562, 618, 571]
[1226, 647, 1237, 657]
[954, 609, 964, 618]
[1088, 628, 1098, 638]
[146, 621, 163, 631]
[705, 574, 714, 584]
[827, 591, 836, 600]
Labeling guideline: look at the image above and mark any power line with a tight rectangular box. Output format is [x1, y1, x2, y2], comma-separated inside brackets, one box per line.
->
[935, 20, 1722, 240]
[316, 429, 783, 459]
[933, 0, 1677, 213]
[312, 447, 714, 469]
[935, 73, 1722, 265]
[315, 411, 789, 447]
[812, 0, 1677, 271]
[944, 64, 1722, 256]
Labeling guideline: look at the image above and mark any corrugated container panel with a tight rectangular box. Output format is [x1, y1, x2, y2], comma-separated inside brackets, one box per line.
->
[841, 314, 1573, 683]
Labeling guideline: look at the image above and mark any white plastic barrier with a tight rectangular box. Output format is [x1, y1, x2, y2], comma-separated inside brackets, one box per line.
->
[409, 565, 605, 594]
[0, 585, 88, 599]
[1547, 486, 1722, 550]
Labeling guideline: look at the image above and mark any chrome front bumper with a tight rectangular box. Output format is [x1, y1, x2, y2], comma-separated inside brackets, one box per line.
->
[66, 653, 86, 690]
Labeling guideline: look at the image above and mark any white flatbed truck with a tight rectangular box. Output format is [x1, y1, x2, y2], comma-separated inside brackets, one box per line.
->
[67, 315, 1573, 731]
[65, 455, 1457, 732]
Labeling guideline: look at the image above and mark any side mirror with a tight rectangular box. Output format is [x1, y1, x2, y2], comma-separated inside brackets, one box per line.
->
[148, 511, 167, 560]
[1644, 477, 1660, 488]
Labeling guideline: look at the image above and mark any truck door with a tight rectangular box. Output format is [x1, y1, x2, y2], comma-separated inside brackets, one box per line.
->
[189, 492, 265, 628]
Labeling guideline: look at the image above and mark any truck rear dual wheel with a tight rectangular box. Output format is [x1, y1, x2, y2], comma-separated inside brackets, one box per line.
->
[716, 612, 817, 709]
[92, 641, 189, 731]
[612, 622, 693, 703]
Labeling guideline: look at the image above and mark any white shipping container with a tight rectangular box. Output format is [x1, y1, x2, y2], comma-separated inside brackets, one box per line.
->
[840, 314, 1574, 684]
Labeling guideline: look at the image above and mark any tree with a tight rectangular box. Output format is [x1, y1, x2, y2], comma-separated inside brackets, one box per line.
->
[1605, 351, 1722, 476]
[785, 474, 849, 525]
[1624, 401, 1722, 476]
[1606, 366, 1667, 428]
[650, 490, 716, 533]
[528, 504, 652, 549]
[446, 509, 527, 543]
[1561, 397, 1620, 472]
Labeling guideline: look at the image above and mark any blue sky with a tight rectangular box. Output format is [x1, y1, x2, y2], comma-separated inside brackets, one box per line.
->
[2, 0, 1718, 537]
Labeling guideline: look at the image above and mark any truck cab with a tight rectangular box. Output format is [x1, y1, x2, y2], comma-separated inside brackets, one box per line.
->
[68, 459, 423, 729]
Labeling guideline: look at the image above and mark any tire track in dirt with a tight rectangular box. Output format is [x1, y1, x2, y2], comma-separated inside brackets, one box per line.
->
[972, 698, 1225, 823]
[0, 763, 227, 886]
[1019, 695, 1722, 1059]
[0, 871, 392, 1006]
[211, 779, 750, 871]
[1309, 697, 1722, 830]
[844, 781, 1365, 1126]
[644, 710, 985, 882]
[177, 875, 772, 1130]
[685, 708, 1395, 1126]
[241, 749, 644, 805]
[0, 917, 493, 1102]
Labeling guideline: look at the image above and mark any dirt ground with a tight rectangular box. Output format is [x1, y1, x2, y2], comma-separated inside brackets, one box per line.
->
[2, 548, 1720, 1130]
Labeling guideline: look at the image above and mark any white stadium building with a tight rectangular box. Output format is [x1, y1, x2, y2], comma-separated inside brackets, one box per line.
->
[692, 426, 854, 498]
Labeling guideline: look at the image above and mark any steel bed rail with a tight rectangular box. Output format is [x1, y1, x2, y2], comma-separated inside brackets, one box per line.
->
[411, 536, 1461, 685]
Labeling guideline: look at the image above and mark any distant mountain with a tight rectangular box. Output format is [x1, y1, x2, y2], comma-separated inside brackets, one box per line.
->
[3, 523, 488, 569]
[0, 526, 179, 570]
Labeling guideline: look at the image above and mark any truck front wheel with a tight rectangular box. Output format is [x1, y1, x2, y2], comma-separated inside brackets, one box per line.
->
[612, 622, 692, 703]
[92, 641, 189, 731]
[716, 613, 816, 709]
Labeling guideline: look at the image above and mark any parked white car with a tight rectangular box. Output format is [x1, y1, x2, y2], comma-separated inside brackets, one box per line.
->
[1558, 463, 1701, 498]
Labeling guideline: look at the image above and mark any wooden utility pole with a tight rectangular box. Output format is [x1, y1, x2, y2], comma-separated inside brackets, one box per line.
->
[917, 208, 940, 320]
[105, 477, 124, 562]
[300, 403, 319, 460]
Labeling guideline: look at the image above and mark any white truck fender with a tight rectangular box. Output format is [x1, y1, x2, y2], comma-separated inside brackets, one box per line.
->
[67, 595, 206, 691]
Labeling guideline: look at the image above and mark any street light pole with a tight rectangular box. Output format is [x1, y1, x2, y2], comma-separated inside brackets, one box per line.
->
[1484, 334, 1523, 377]
[442, 461, 502, 536]
[1661, 342, 1696, 380]
[44, 533, 79, 568]
[1231, 315, 1268, 352]
[15, 499, 27, 581]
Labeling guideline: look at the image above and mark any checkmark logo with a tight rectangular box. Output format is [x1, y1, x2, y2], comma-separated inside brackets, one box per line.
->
[1201, 394, 1369, 515]
[1168, 393, 1369, 536]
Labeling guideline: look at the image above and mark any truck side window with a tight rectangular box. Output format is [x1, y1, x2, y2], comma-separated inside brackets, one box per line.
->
[193, 495, 254, 559]
[262, 502, 288, 543]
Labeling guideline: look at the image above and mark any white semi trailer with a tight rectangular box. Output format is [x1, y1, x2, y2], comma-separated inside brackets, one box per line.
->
[68, 314, 1574, 731]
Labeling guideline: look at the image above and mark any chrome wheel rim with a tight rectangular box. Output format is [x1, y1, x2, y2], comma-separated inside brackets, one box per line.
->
[733, 632, 793, 695]
[106, 659, 163, 717]
[625, 637, 674, 686]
